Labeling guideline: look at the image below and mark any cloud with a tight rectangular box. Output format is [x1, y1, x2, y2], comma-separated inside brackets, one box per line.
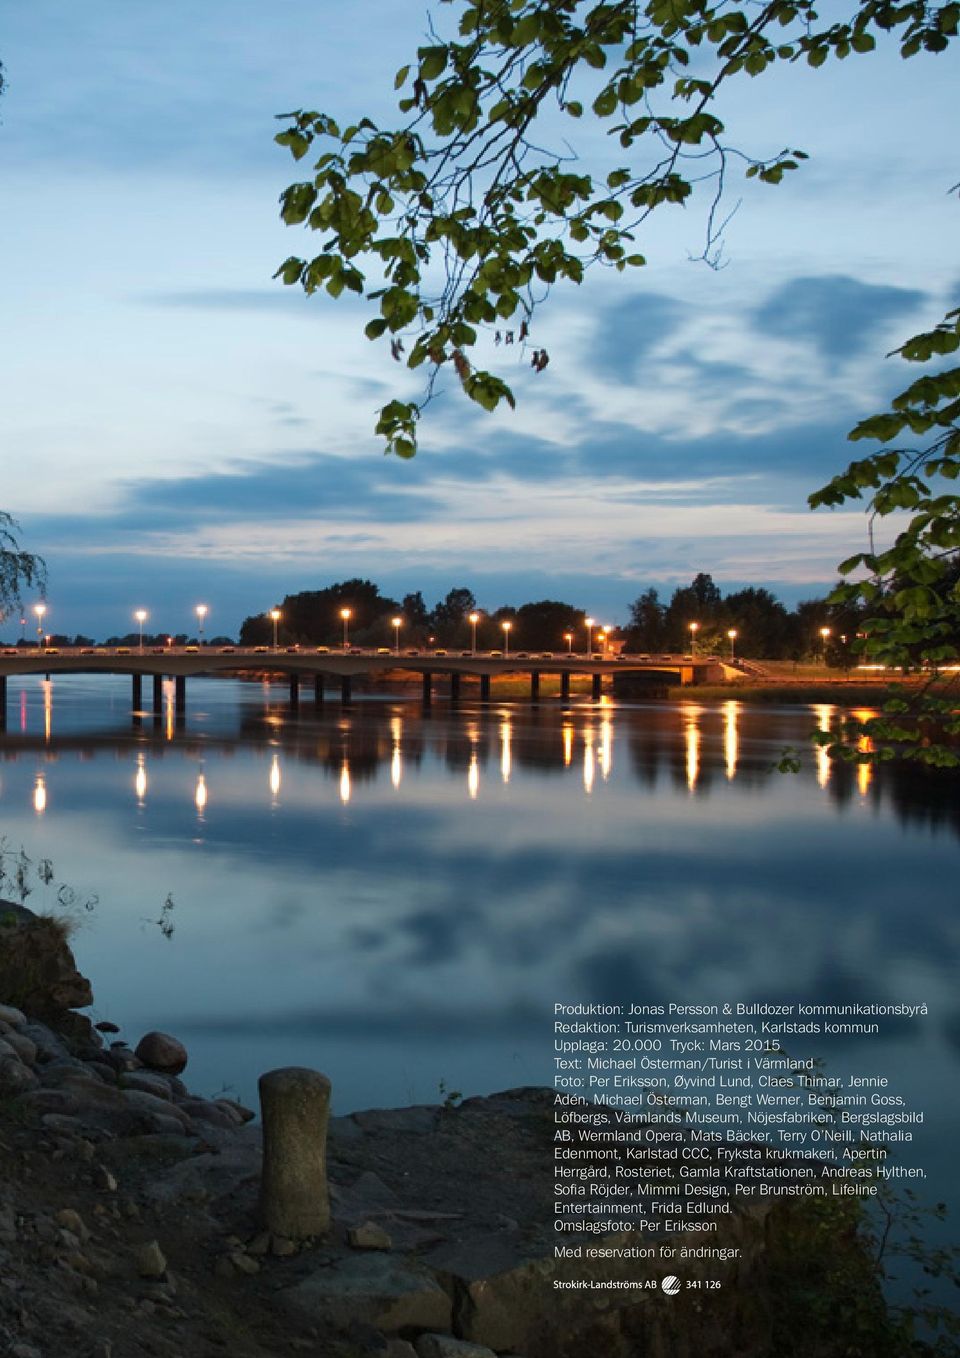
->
[754, 275, 926, 362]
[589, 293, 687, 381]
[143, 290, 324, 315]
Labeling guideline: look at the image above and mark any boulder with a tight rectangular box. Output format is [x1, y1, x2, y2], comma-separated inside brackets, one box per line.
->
[281, 1253, 452, 1334]
[134, 1032, 187, 1075]
[0, 903, 93, 1017]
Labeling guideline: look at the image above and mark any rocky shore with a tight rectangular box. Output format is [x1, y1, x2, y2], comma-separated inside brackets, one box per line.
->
[0, 901, 892, 1358]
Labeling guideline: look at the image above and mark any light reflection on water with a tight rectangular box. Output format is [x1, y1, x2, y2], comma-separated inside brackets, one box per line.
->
[0, 673, 958, 1172]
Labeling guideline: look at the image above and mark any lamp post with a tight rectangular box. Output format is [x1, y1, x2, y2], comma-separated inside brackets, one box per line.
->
[564, 631, 573, 654]
[688, 621, 699, 656]
[270, 608, 281, 652]
[392, 616, 402, 654]
[469, 611, 480, 655]
[501, 619, 512, 656]
[599, 626, 609, 655]
[34, 603, 46, 649]
[340, 607, 352, 649]
[727, 628, 738, 661]
[196, 604, 208, 648]
[819, 626, 831, 662]
[135, 609, 148, 654]
[585, 616, 595, 656]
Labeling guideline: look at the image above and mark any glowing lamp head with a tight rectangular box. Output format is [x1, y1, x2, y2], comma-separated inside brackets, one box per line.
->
[392, 616, 402, 628]
[820, 626, 831, 639]
[689, 621, 699, 634]
[270, 608, 281, 622]
[196, 604, 208, 619]
[469, 612, 479, 624]
[340, 607, 352, 621]
[135, 609, 148, 624]
[727, 629, 737, 640]
[501, 620, 512, 633]
[34, 603, 46, 619]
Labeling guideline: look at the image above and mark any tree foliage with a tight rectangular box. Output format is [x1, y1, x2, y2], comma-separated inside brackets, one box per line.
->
[274, 0, 956, 456]
[0, 513, 46, 620]
[810, 307, 960, 765]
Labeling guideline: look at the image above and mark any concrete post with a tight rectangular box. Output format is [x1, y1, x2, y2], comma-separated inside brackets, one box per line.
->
[132, 674, 143, 709]
[592, 672, 602, 700]
[530, 670, 540, 702]
[422, 671, 432, 706]
[314, 675, 324, 708]
[479, 674, 491, 702]
[289, 674, 300, 708]
[258, 1066, 331, 1239]
[0, 674, 7, 731]
[152, 674, 164, 714]
[560, 671, 571, 703]
[450, 672, 461, 703]
[341, 675, 352, 705]
[175, 675, 186, 713]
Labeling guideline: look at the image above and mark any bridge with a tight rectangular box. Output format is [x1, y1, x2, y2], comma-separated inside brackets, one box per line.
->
[0, 645, 728, 726]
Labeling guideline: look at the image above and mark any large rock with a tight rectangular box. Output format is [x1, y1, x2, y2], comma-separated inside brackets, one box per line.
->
[0, 1055, 39, 1097]
[281, 1253, 452, 1334]
[134, 1031, 188, 1075]
[0, 902, 93, 1017]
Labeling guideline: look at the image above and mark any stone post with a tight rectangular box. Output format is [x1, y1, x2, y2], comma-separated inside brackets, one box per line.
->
[258, 1066, 332, 1238]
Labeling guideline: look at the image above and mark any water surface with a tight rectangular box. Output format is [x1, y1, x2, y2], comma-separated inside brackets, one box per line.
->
[0, 674, 956, 1146]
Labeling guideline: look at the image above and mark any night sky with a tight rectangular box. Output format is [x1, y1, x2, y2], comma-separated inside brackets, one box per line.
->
[1, 1, 956, 639]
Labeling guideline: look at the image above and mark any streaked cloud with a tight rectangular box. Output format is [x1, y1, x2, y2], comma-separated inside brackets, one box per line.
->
[754, 275, 927, 361]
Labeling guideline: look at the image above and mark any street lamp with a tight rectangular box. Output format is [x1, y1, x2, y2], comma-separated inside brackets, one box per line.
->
[469, 611, 480, 655]
[727, 628, 738, 661]
[688, 621, 699, 656]
[501, 619, 512, 656]
[270, 608, 281, 652]
[33, 602, 46, 649]
[196, 604, 208, 647]
[599, 626, 609, 655]
[135, 609, 148, 654]
[564, 631, 573, 653]
[819, 626, 831, 662]
[340, 607, 352, 649]
[392, 616, 402, 654]
[585, 616, 595, 656]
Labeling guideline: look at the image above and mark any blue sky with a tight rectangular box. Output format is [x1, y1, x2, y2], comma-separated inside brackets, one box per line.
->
[0, 1, 956, 639]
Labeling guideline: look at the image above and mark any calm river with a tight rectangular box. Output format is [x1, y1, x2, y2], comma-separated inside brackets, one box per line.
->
[1, 675, 957, 1145]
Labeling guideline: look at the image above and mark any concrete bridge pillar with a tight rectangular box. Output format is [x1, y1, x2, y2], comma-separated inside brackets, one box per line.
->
[592, 672, 602, 700]
[422, 671, 432, 707]
[132, 673, 143, 709]
[314, 675, 324, 708]
[560, 671, 571, 703]
[289, 674, 300, 708]
[175, 675, 186, 713]
[450, 672, 461, 703]
[340, 675, 352, 705]
[530, 670, 540, 702]
[479, 674, 491, 702]
[152, 674, 164, 714]
[0, 674, 6, 731]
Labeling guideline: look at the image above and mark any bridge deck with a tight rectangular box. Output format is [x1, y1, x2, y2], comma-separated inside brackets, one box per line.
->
[0, 647, 716, 680]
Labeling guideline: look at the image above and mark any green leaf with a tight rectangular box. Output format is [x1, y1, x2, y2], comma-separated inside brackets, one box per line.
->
[419, 45, 449, 81]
